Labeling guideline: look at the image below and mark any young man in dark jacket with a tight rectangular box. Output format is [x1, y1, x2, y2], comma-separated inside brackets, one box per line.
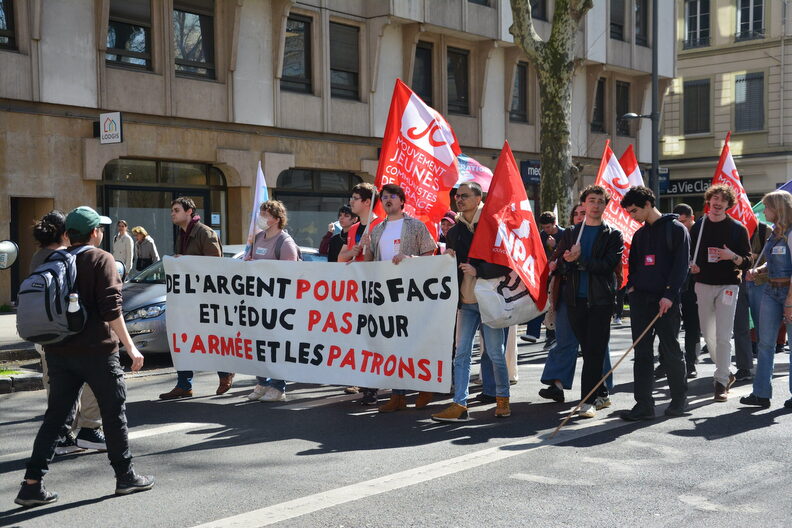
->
[556, 185, 623, 418]
[16, 206, 153, 507]
[620, 186, 691, 420]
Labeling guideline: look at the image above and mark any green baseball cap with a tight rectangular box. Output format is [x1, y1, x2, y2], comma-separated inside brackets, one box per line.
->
[65, 206, 112, 235]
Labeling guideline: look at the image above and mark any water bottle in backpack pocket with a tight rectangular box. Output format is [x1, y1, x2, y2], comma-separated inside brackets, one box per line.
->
[16, 246, 93, 344]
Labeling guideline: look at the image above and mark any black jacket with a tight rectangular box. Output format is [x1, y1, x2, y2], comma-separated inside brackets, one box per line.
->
[555, 221, 623, 307]
[446, 220, 511, 286]
[626, 213, 690, 301]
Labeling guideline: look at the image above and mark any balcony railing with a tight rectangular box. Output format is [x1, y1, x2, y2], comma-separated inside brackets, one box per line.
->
[683, 36, 710, 49]
[735, 29, 765, 42]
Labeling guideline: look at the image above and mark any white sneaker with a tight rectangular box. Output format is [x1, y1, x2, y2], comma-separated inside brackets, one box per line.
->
[594, 396, 612, 410]
[612, 317, 622, 326]
[245, 384, 268, 401]
[260, 387, 286, 402]
[578, 403, 596, 418]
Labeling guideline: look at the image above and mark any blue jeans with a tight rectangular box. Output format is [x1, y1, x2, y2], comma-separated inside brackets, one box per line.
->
[539, 298, 613, 391]
[176, 370, 232, 390]
[256, 377, 286, 393]
[752, 285, 792, 398]
[453, 303, 509, 405]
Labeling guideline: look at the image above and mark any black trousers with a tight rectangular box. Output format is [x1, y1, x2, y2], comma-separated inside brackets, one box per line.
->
[630, 290, 687, 412]
[680, 285, 701, 365]
[568, 300, 613, 404]
[25, 352, 133, 480]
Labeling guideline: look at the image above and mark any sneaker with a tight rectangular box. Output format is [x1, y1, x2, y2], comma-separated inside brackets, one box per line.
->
[115, 471, 155, 495]
[245, 384, 268, 401]
[75, 427, 107, 451]
[654, 365, 666, 379]
[474, 392, 497, 404]
[612, 317, 623, 326]
[740, 394, 771, 408]
[344, 386, 360, 394]
[519, 335, 538, 343]
[726, 373, 737, 392]
[714, 381, 728, 402]
[14, 481, 58, 507]
[216, 374, 235, 395]
[664, 404, 688, 417]
[686, 364, 698, 379]
[594, 396, 612, 410]
[359, 389, 378, 406]
[158, 387, 192, 400]
[785, 398, 792, 409]
[54, 432, 84, 456]
[538, 384, 565, 403]
[260, 387, 286, 402]
[542, 337, 556, 350]
[495, 397, 511, 418]
[620, 407, 656, 421]
[734, 368, 752, 382]
[431, 403, 469, 422]
[578, 404, 596, 418]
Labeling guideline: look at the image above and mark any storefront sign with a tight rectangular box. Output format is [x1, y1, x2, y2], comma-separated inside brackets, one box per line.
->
[520, 160, 541, 185]
[99, 112, 123, 144]
[663, 177, 711, 196]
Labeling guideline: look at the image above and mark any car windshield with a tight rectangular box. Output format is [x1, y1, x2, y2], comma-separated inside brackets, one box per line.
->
[129, 261, 166, 284]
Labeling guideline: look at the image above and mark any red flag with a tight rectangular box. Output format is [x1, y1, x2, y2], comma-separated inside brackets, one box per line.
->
[468, 142, 548, 309]
[593, 142, 644, 287]
[710, 132, 758, 237]
[375, 80, 461, 237]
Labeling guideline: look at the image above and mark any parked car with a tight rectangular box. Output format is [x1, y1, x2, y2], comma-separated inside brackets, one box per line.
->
[122, 244, 326, 354]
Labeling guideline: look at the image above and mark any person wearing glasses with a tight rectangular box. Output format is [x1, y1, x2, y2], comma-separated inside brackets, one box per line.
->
[338, 182, 381, 264]
[362, 184, 438, 413]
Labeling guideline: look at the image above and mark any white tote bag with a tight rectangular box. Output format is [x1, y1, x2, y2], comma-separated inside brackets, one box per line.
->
[474, 270, 549, 328]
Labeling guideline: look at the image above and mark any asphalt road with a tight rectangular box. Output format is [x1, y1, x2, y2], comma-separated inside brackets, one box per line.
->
[1, 323, 791, 528]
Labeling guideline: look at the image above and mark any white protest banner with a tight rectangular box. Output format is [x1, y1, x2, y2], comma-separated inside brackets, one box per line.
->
[164, 255, 457, 392]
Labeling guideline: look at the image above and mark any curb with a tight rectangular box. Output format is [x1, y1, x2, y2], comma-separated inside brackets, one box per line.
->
[0, 366, 177, 394]
[0, 348, 39, 362]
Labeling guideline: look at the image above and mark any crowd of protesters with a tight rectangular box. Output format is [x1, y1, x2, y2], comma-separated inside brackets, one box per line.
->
[14, 179, 792, 507]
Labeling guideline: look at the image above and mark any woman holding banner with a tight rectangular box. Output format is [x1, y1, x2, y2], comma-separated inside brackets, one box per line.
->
[740, 191, 792, 409]
[244, 200, 300, 402]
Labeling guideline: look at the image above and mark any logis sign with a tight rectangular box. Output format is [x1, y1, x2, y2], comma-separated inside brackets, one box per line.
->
[99, 112, 123, 144]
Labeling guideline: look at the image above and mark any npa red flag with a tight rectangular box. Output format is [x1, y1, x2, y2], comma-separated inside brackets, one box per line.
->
[594, 142, 644, 287]
[710, 132, 758, 237]
[468, 142, 548, 308]
[375, 79, 461, 237]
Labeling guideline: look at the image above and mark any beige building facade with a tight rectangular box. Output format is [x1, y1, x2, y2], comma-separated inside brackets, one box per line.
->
[662, 0, 792, 212]
[0, 0, 675, 305]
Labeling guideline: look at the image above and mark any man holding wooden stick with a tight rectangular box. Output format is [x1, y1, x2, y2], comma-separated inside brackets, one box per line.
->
[620, 186, 691, 420]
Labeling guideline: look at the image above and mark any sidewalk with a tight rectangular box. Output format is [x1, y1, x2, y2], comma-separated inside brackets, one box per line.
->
[0, 312, 42, 393]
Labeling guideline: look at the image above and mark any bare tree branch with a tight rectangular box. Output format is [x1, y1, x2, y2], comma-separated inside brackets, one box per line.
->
[509, 0, 543, 62]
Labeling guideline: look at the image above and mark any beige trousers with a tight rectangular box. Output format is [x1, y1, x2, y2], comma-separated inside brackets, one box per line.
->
[694, 283, 740, 387]
[37, 345, 102, 430]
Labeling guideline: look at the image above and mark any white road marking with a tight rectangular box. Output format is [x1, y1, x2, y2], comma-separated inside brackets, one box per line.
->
[678, 494, 761, 513]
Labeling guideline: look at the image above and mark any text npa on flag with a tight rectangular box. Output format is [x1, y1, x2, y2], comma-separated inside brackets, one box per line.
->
[164, 255, 458, 392]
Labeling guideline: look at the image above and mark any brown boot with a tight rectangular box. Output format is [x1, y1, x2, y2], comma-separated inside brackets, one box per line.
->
[714, 382, 727, 402]
[159, 387, 193, 400]
[216, 374, 235, 395]
[414, 391, 434, 409]
[495, 397, 511, 418]
[378, 394, 407, 413]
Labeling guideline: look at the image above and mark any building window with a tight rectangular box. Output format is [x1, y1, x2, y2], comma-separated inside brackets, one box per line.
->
[591, 78, 606, 133]
[635, 0, 649, 47]
[329, 22, 360, 100]
[530, 0, 548, 21]
[447, 47, 470, 115]
[684, 0, 710, 49]
[412, 41, 433, 106]
[173, 0, 215, 79]
[282, 15, 312, 93]
[735, 72, 764, 132]
[510, 63, 529, 123]
[468, 0, 490, 6]
[0, 0, 16, 50]
[106, 0, 152, 69]
[610, 0, 625, 41]
[683, 79, 710, 134]
[736, 0, 764, 41]
[616, 81, 631, 136]
[275, 169, 363, 248]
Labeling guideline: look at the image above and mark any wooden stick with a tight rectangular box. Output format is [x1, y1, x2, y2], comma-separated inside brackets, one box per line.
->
[691, 215, 705, 268]
[549, 310, 662, 439]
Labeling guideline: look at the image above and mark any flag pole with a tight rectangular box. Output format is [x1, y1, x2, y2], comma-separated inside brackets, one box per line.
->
[549, 310, 662, 439]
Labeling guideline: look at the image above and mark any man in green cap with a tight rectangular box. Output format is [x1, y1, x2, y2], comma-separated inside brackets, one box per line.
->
[15, 206, 154, 507]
